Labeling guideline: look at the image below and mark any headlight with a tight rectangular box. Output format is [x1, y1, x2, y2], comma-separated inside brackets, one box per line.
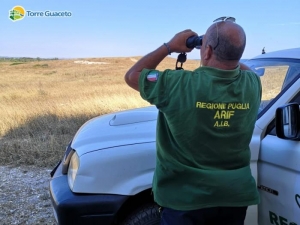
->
[62, 141, 75, 175]
[67, 152, 80, 190]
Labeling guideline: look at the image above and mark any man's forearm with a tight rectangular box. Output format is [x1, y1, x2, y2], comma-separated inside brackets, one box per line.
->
[125, 44, 170, 91]
[125, 29, 196, 91]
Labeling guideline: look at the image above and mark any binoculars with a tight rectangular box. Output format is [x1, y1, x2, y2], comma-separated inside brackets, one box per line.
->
[186, 35, 203, 49]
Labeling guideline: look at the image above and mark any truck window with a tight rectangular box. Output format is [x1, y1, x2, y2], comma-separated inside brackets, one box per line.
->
[260, 65, 288, 108]
[244, 59, 300, 114]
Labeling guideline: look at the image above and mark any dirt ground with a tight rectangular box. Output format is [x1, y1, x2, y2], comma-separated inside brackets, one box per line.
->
[0, 165, 57, 225]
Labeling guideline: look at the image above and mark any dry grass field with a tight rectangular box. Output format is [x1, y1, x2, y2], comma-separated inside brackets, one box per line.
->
[0, 57, 199, 167]
[0, 56, 286, 167]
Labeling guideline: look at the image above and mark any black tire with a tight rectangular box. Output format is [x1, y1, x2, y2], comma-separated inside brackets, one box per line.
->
[120, 203, 161, 225]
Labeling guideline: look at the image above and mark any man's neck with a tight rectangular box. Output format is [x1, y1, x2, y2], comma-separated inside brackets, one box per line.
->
[204, 59, 239, 70]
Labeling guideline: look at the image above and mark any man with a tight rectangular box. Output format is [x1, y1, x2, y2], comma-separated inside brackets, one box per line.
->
[125, 17, 261, 225]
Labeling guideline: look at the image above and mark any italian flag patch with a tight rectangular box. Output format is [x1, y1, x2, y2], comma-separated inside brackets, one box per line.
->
[147, 71, 159, 82]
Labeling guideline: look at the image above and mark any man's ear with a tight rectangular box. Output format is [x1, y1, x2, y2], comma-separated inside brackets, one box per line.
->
[204, 45, 213, 60]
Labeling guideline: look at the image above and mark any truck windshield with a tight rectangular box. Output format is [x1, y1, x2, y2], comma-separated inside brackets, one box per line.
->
[244, 58, 300, 114]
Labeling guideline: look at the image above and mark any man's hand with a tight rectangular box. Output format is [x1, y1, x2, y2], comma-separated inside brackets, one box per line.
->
[167, 29, 198, 53]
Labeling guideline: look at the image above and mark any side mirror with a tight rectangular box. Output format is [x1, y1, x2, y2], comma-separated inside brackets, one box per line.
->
[275, 103, 300, 140]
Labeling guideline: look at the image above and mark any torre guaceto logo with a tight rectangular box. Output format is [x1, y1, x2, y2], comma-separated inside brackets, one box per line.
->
[9, 5, 72, 21]
[9, 6, 25, 21]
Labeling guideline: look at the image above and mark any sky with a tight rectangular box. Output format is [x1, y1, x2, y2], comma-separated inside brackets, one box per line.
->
[1, 0, 300, 60]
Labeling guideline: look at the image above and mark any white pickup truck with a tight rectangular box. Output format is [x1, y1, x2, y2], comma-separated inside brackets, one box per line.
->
[50, 48, 300, 225]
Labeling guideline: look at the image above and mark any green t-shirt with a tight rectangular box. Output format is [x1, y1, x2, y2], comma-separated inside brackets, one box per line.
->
[139, 65, 262, 210]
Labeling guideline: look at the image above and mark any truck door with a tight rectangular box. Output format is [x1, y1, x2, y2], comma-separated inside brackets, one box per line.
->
[244, 57, 300, 225]
[257, 99, 300, 225]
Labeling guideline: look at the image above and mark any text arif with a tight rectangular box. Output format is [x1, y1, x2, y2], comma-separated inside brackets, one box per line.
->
[196, 102, 250, 128]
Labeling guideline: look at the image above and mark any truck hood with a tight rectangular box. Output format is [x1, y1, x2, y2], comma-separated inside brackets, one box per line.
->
[71, 106, 158, 156]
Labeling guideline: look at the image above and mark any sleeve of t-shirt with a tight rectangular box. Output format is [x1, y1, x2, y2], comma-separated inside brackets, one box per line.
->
[256, 74, 262, 101]
[138, 68, 171, 109]
[251, 71, 262, 101]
